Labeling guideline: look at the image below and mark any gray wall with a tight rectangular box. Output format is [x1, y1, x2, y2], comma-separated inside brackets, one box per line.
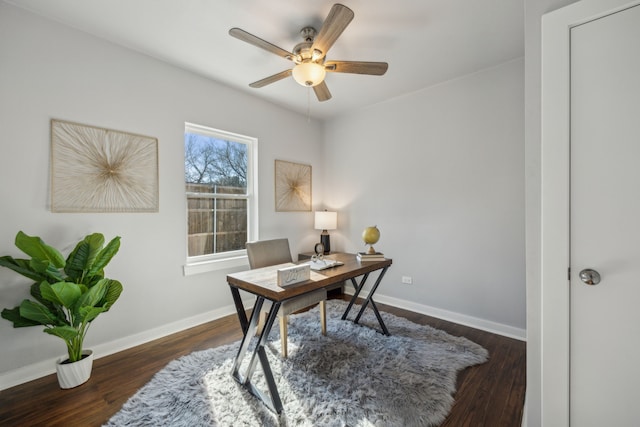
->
[324, 59, 526, 335]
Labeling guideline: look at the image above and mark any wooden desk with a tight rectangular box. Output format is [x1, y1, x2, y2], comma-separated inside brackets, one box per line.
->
[226, 252, 392, 413]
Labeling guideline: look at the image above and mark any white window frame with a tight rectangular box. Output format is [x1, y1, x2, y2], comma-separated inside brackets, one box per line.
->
[183, 122, 258, 275]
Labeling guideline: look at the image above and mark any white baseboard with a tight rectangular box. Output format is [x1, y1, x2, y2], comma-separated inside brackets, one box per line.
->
[1, 292, 525, 391]
[0, 358, 56, 392]
[345, 289, 527, 341]
[0, 298, 251, 391]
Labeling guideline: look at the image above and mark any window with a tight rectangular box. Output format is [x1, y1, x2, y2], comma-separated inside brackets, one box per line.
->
[184, 123, 257, 273]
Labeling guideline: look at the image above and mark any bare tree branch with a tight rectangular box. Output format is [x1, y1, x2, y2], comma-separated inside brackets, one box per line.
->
[185, 134, 247, 188]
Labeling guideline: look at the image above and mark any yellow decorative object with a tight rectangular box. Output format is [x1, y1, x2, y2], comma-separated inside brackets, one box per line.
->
[362, 225, 381, 254]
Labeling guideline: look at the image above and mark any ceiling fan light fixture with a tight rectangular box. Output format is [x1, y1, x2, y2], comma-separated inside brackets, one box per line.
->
[292, 62, 326, 87]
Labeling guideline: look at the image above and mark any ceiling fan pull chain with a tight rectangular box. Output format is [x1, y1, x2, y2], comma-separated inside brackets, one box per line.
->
[307, 87, 312, 123]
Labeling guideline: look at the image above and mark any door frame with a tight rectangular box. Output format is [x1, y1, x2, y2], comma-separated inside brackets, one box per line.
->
[540, 0, 640, 424]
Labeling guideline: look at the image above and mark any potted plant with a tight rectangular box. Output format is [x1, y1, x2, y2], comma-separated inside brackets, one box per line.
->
[1, 231, 122, 389]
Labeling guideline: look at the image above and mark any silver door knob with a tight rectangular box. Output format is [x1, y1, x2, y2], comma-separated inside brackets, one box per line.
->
[579, 269, 601, 285]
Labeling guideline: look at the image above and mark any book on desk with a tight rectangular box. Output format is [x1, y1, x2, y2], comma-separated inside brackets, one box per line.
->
[357, 251, 386, 262]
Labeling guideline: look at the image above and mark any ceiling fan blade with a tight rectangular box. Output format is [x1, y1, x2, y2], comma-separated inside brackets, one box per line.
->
[313, 81, 332, 102]
[312, 4, 354, 57]
[229, 28, 294, 61]
[249, 69, 293, 88]
[325, 61, 389, 75]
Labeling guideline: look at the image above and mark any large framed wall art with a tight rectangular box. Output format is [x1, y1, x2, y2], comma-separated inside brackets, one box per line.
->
[50, 119, 159, 213]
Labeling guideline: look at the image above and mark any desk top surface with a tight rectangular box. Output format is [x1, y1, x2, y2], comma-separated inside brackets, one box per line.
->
[227, 252, 392, 302]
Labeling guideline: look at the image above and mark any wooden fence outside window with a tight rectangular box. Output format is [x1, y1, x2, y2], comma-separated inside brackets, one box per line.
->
[186, 183, 247, 257]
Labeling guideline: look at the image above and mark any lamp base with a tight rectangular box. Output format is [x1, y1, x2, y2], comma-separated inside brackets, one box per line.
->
[320, 233, 331, 254]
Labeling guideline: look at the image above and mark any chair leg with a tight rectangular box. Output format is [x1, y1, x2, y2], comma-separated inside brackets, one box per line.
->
[256, 311, 266, 336]
[320, 300, 327, 335]
[280, 315, 288, 358]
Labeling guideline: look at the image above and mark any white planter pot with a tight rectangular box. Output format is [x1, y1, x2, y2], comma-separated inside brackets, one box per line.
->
[55, 350, 93, 389]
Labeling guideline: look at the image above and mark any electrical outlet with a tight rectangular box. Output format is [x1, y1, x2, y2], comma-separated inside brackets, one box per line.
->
[401, 276, 413, 285]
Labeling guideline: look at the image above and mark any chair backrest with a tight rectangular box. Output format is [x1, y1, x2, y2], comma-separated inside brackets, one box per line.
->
[245, 238, 293, 269]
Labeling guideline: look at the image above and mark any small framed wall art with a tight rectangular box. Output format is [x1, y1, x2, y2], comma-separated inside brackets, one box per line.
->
[274, 159, 311, 212]
[50, 119, 159, 213]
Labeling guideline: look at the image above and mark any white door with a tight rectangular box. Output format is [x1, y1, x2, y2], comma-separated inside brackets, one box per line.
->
[570, 4, 640, 426]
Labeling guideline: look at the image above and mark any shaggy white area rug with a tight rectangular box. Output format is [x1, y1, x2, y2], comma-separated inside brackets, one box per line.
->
[105, 300, 488, 427]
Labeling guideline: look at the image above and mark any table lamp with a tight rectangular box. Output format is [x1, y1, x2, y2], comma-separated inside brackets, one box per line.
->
[314, 211, 337, 254]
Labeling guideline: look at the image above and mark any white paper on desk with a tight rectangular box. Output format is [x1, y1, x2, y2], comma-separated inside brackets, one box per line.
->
[307, 259, 343, 271]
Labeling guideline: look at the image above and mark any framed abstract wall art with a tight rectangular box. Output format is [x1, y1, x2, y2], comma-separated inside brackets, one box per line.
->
[274, 159, 311, 212]
[50, 119, 159, 212]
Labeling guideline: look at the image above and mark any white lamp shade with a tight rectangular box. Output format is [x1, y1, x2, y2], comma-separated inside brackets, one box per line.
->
[315, 211, 337, 230]
[292, 62, 326, 87]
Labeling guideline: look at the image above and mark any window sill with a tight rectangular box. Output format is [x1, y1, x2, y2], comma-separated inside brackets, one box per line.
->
[183, 255, 248, 276]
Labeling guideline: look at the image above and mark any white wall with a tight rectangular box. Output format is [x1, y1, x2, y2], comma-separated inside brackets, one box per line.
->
[323, 58, 526, 337]
[0, 4, 324, 387]
[524, 0, 579, 425]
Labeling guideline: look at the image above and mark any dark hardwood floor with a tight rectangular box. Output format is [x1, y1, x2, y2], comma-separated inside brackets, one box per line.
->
[0, 295, 526, 426]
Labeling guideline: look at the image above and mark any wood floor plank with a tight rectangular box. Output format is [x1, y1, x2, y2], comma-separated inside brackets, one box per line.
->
[0, 295, 525, 426]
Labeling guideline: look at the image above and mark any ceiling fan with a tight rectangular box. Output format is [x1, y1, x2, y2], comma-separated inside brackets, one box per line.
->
[229, 3, 388, 102]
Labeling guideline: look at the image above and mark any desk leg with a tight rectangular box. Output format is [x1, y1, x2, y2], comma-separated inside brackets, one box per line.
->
[230, 286, 249, 333]
[341, 273, 369, 320]
[229, 289, 283, 414]
[342, 267, 390, 336]
[354, 267, 390, 335]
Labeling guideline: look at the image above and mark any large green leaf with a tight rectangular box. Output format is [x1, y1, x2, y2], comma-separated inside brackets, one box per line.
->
[43, 325, 80, 342]
[29, 282, 63, 321]
[103, 279, 123, 309]
[18, 299, 60, 326]
[79, 306, 107, 323]
[1, 306, 41, 327]
[83, 233, 105, 262]
[76, 278, 108, 310]
[14, 231, 65, 268]
[64, 241, 90, 282]
[29, 258, 64, 283]
[0, 256, 48, 283]
[84, 275, 102, 288]
[30, 281, 51, 305]
[41, 281, 82, 309]
[87, 236, 120, 278]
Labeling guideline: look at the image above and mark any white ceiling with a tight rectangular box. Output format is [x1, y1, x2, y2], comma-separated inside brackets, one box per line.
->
[4, 0, 524, 120]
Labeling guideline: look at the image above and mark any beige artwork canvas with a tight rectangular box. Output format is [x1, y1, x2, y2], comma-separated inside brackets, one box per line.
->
[51, 119, 159, 212]
[274, 159, 311, 212]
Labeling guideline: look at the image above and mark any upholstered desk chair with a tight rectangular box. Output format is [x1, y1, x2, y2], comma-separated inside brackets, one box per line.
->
[246, 238, 327, 358]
